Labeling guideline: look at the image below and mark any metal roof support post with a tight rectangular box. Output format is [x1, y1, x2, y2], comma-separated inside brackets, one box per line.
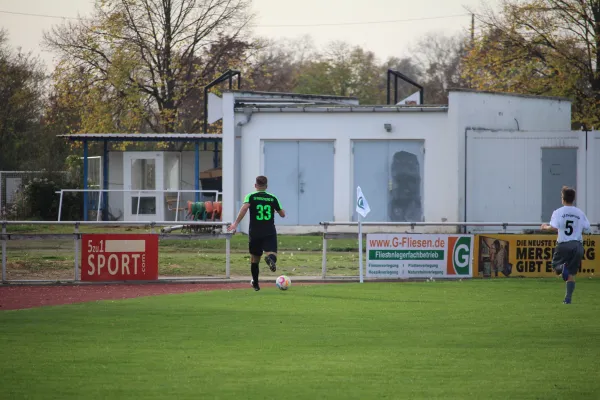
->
[213, 141, 219, 169]
[83, 139, 89, 222]
[195, 141, 200, 203]
[102, 140, 109, 221]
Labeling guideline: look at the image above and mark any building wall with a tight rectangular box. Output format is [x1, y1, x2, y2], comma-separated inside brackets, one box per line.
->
[466, 130, 587, 233]
[588, 131, 600, 227]
[235, 110, 454, 234]
[448, 90, 572, 222]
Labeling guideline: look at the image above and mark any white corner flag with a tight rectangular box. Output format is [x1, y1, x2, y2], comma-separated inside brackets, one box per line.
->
[356, 186, 370, 284]
[356, 186, 371, 218]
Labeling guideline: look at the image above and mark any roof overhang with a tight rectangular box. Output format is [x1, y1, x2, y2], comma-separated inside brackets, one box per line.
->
[57, 133, 222, 142]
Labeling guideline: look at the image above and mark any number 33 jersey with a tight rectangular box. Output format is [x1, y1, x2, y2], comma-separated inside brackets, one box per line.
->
[550, 206, 591, 243]
[244, 191, 283, 237]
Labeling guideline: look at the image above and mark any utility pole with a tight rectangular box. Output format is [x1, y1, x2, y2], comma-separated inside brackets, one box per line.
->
[471, 13, 475, 46]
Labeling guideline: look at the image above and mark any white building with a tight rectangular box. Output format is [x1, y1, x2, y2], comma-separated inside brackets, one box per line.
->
[211, 88, 598, 234]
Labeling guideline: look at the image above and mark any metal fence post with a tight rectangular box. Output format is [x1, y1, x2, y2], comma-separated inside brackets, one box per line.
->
[58, 190, 64, 221]
[2, 222, 7, 283]
[321, 224, 328, 279]
[74, 222, 79, 281]
[225, 230, 231, 279]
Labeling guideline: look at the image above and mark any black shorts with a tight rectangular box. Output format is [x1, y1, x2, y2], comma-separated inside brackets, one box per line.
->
[552, 241, 584, 275]
[249, 234, 277, 257]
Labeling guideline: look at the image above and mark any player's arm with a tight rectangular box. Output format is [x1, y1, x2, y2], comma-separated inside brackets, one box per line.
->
[227, 195, 252, 232]
[583, 213, 592, 234]
[541, 211, 558, 232]
[274, 197, 285, 218]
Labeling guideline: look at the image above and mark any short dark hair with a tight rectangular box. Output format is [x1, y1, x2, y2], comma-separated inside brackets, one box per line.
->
[255, 175, 268, 187]
[562, 186, 576, 204]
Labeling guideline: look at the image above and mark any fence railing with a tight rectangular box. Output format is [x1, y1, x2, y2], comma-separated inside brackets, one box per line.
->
[1, 220, 232, 283]
[2, 220, 599, 284]
[318, 221, 600, 279]
[56, 189, 223, 222]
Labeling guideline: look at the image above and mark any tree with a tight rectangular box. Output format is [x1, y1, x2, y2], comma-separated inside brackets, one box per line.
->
[295, 41, 383, 104]
[410, 32, 470, 104]
[0, 29, 48, 170]
[463, 0, 600, 128]
[44, 0, 254, 133]
[245, 36, 315, 93]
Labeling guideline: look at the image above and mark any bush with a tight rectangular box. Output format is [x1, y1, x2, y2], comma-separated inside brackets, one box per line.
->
[7, 174, 83, 221]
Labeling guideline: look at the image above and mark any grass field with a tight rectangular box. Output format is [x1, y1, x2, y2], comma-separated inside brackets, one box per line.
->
[1, 279, 600, 399]
[1, 225, 361, 279]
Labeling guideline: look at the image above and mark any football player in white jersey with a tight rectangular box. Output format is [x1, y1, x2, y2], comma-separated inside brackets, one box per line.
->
[541, 186, 591, 304]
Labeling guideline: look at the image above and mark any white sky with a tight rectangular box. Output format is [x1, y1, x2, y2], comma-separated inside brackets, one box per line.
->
[0, 0, 499, 70]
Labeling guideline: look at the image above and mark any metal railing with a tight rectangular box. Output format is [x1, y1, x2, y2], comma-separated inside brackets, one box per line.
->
[1, 220, 232, 283]
[55, 189, 223, 222]
[318, 221, 600, 279]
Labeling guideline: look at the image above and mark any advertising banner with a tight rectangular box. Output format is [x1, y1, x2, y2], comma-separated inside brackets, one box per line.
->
[366, 234, 474, 279]
[474, 234, 598, 278]
[81, 234, 159, 281]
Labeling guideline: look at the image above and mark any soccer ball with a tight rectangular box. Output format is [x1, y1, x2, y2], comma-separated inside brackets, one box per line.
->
[276, 275, 291, 290]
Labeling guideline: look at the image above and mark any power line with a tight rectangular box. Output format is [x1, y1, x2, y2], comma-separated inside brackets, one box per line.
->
[255, 14, 471, 28]
[0, 9, 471, 27]
[0, 10, 86, 21]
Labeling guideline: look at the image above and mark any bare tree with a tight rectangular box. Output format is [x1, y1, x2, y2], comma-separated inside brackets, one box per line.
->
[410, 32, 470, 104]
[44, 0, 254, 133]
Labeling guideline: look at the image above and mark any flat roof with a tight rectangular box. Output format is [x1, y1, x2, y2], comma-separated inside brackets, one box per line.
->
[58, 133, 222, 142]
[448, 88, 572, 102]
[234, 104, 448, 113]
[223, 89, 359, 103]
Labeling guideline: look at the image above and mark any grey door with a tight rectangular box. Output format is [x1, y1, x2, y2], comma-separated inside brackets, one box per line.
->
[353, 141, 389, 222]
[353, 140, 425, 222]
[264, 141, 299, 225]
[298, 141, 334, 224]
[264, 140, 335, 225]
[542, 148, 577, 222]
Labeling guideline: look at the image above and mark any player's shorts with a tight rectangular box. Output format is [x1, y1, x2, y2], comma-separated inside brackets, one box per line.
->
[248, 234, 278, 257]
[552, 240, 584, 276]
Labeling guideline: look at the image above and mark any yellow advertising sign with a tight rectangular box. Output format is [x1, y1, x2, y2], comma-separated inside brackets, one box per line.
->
[473, 234, 598, 278]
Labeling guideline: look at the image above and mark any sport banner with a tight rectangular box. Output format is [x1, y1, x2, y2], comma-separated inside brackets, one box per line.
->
[473, 234, 598, 278]
[366, 234, 474, 279]
[81, 234, 159, 281]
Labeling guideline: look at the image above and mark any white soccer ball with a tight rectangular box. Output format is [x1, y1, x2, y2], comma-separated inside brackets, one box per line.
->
[276, 275, 291, 290]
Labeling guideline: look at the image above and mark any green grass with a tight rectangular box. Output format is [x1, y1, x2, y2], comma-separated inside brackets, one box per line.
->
[1, 280, 599, 399]
[1, 235, 362, 279]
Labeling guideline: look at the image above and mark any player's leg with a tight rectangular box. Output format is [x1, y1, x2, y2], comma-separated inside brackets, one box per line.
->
[248, 236, 263, 291]
[551, 243, 567, 275]
[563, 242, 583, 304]
[263, 234, 278, 272]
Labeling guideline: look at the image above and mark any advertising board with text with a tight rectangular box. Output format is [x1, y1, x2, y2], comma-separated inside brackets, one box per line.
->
[366, 234, 474, 279]
[81, 234, 159, 281]
[474, 234, 598, 278]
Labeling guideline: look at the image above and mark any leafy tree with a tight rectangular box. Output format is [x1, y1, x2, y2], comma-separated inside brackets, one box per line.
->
[294, 41, 383, 104]
[0, 29, 48, 170]
[44, 0, 254, 134]
[463, 0, 600, 128]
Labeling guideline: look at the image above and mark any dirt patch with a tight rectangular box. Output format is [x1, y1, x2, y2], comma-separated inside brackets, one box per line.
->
[0, 281, 323, 311]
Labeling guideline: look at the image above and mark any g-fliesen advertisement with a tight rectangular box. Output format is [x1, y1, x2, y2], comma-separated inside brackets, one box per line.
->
[366, 234, 474, 279]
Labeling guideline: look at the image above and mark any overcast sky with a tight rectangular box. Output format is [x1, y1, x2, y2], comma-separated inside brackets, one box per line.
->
[0, 0, 499, 70]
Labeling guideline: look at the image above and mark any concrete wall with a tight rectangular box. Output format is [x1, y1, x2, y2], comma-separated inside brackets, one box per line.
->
[234, 110, 453, 234]
[588, 131, 600, 227]
[448, 90, 572, 223]
[466, 130, 587, 233]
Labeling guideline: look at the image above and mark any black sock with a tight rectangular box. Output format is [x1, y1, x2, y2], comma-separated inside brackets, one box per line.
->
[565, 281, 575, 301]
[251, 263, 259, 284]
